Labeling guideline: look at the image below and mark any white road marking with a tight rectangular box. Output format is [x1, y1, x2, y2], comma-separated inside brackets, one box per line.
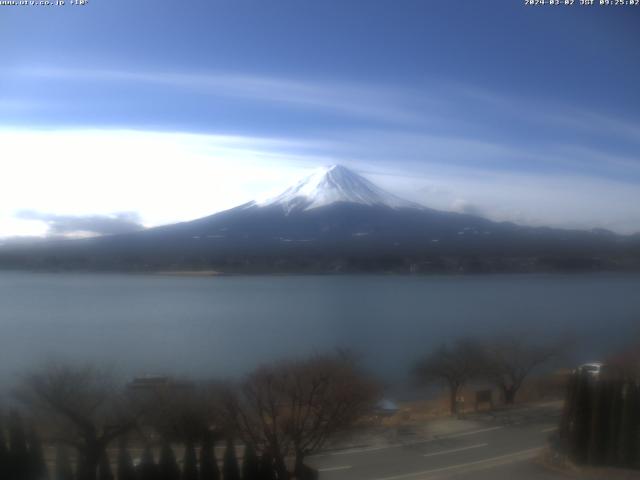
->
[422, 443, 488, 458]
[375, 447, 543, 480]
[323, 426, 503, 457]
[541, 426, 557, 433]
[444, 426, 503, 438]
[317, 465, 352, 472]
[330, 444, 401, 456]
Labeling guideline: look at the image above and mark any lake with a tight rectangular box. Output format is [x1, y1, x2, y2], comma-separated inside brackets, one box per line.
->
[1, 271, 639, 391]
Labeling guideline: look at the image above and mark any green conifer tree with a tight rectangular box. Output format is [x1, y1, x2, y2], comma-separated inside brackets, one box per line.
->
[606, 381, 623, 465]
[572, 373, 591, 463]
[630, 382, 640, 468]
[222, 440, 240, 480]
[241, 444, 259, 480]
[27, 427, 49, 480]
[558, 373, 577, 451]
[138, 446, 158, 480]
[182, 441, 198, 480]
[587, 382, 598, 465]
[53, 445, 74, 480]
[198, 436, 219, 480]
[97, 450, 114, 480]
[158, 442, 180, 480]
[0, 417, 9, 480]
[273, 455, 288, 480]
[257, 453, 275, 480]
[9, 411, 30, 480]
[618, 382, 640, 468]
[116, 440, 136, 480]
[76, 453, 89, 480]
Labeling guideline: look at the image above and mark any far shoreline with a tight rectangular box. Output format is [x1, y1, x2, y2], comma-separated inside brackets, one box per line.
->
[153, 270, 225, 277]
[2, 268, 640, 277]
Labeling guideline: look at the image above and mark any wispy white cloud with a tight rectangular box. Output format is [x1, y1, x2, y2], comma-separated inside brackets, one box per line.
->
[15, 210, 144, 237]
[362, 164, 640, 234]
[14, 66, 429, 126]
[322, 129, 640, 179]
[457, 83, 640, 146]
[0, 98, 51, 112]
[10, 65, 640, 158]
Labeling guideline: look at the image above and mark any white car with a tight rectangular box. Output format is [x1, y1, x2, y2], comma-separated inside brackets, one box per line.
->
[577, 362, 604, 378]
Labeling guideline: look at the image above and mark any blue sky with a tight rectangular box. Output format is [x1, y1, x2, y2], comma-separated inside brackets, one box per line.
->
[1, 0, 640, 236]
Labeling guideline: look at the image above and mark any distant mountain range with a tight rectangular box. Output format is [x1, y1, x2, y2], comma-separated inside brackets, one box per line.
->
[2, 165, 639, 273]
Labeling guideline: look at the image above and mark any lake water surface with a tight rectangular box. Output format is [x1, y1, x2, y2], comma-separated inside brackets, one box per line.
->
[1, 272, 639, 390]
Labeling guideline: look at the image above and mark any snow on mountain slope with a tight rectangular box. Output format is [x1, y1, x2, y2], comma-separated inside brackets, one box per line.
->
[255, 165, 422, 214]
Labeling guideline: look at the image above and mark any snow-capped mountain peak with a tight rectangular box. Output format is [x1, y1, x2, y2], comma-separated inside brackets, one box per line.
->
[256, 164, 422, 213]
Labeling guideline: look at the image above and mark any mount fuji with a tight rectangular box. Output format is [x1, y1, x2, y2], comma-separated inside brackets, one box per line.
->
[254, 165, 421, 213]
[1, 165, 637, 273]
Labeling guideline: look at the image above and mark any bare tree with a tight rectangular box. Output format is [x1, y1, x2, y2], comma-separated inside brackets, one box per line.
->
[138, 380, 225, 443]
[482, 336, 560, 405]
[607, 335, 640, 380]
[228, 352, 378, 476]
[413, 338, 485, 414]
[17, 362, 140, 480]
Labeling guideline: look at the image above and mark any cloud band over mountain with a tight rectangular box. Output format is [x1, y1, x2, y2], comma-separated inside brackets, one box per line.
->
[15, 210, 144, 237]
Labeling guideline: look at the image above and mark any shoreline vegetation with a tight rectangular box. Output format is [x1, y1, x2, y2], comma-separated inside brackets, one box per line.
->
[3, 268, 640, 279]
[3, 263, 640, 277]
[3, 252, 640, 275]
[153, 270, 224, 277]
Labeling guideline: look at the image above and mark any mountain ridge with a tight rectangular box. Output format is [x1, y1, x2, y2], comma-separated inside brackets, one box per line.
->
[1, 165, 639, 273]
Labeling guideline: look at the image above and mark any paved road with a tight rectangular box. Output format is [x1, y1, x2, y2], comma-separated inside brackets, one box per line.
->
[308, 406, 568, 480]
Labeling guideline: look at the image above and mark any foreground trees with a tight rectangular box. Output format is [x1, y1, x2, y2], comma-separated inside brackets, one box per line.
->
[3, 352, 376, 479]
[158, 441, 180, 480]
[222, 439, 240, 480]
[139, 380, 224, 444]
[608, 338, 640, 380]
[482, 335, 561, 405]
[0, 421, 7, 480]
[199, 433, 221, 480]
[27, 426, 48, 480]
[413, 339, 485, 414]
[17, 363, 141, 480]
[55, 444, 74, 480]
[414, 335, 563, 411]
[8, 411, 30, 480]
[116, 440, 136, 480]
[0, 411, 50, 480]
[559, 370, 640, 469]
[228, 352, 378, 476]
[241, 443, 260, 480]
